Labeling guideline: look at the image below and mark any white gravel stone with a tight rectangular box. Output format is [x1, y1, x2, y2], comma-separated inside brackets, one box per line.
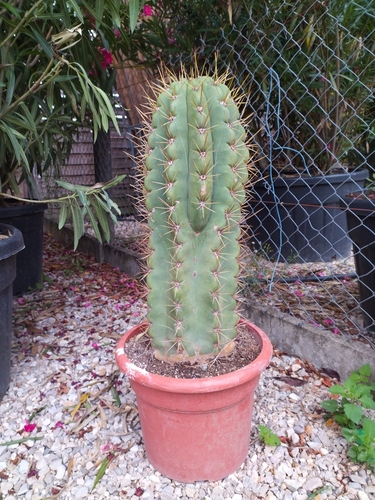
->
[16, 483, 29, 496]
[1, 237, 374, 500]
[74, 486, 89, 498]
[303, 476, 323, 491]
[350, 474, 368, 486]
[357, 492, 370, 500]
[18, 459, 29, 475]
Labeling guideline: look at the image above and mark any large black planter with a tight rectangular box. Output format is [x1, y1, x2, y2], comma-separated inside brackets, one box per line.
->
[0, 203, 47, 295]
[341, 193, 375, 332]
[0, 223, 24, 399]
[247, 169, 368, 263]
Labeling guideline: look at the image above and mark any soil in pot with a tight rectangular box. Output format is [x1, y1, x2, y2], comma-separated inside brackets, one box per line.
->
[124, 322, 261, 378]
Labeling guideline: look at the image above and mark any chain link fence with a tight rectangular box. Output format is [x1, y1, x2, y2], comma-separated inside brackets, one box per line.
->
[203, 0, 375, 344]
[42, 0, 375, 343]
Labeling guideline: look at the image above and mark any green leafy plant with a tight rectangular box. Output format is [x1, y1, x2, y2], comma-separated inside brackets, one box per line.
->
[321, 364, 375, 468]
[122, 0, 375, 174]
[258, 425, 281, 446]
[0, 0, 140, 244]
[140, 69, 253, 361]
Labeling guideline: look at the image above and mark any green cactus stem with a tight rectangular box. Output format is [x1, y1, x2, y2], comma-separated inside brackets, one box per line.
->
[142, 72, 251, 362]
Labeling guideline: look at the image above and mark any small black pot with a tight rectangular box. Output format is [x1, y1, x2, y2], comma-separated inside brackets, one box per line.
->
[341, 193, 375, 332]
[0, 202, 47, 295]
[0, 223, 24, 399]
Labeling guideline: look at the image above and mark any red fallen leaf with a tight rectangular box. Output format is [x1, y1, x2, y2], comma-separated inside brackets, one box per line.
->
[274, 376, 307, 387]
[135, 487, 144, 497]
[279, 436, 288, 444]
[322, 378, 333, 387]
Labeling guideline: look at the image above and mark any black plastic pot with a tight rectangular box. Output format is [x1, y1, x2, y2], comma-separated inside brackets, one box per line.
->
[247, 169, 368, 263]
[0, 223, 24, 399]
[341, 193, 375, 332]
[0, 202, 47, 295]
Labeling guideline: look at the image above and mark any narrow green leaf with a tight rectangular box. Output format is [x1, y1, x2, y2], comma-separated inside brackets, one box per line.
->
[47, 82, 55, 112]
[102, 175, 126, 190]
[129, 0, 140, 33]
[95, 86, 120, 134]
[1, 122, 28, 167]
[95, 0, 104, 26]
[31, 27, 53, 58]
[111, 386, 121, 407]
[70, 201, 85, 250]
[56, 179, 88, 192]
[68, 0, 84, 22]
[90, 198, 110, 243]
[58, 203, 68, 230]
[86, 205, 102, 244]
[77, 189, 88, 207]
[92, 457, 109, 490]
[0, 436, 44, 446]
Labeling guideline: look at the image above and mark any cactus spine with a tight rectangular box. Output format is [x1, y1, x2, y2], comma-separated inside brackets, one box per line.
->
[142, 73, 250, 362]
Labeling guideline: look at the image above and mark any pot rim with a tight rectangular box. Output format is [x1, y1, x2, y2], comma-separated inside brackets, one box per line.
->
[0, 223, 25, 261]
[115, 318, 273, 394]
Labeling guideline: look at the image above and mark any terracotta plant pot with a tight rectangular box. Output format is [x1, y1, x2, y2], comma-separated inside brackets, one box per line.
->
[115, 319, 273, 483]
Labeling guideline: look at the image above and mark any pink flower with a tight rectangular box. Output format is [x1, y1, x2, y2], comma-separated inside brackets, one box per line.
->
[113, 28, 121, 39]
[84, 301, 92, 308]
[24, 420, 36, 433]
[294, 290, 304, 297]
[323, 318, 334, 326]
[54, 421, 64, 429]
[99, 48, 113, 69]
[143, 4, 153, 16]
[92, 342, 99, 350]
[333, 328, 340, 335]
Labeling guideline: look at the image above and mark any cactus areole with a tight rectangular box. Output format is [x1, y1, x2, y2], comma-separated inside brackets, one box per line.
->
[143, 74, 251, 362]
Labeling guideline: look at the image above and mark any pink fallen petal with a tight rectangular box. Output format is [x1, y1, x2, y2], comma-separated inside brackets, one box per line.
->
[24, 420, 36, 433]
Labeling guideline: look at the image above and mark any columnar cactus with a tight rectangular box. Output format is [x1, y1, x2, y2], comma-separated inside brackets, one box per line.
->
[142, 73, 251, 362]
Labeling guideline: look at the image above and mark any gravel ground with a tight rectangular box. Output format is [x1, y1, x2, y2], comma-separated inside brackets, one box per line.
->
[1, 235, 375, 500]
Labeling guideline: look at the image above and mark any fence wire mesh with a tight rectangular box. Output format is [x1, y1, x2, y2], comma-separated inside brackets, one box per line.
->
[41, 0, 375, 344]
[207, 0, 375, 343]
